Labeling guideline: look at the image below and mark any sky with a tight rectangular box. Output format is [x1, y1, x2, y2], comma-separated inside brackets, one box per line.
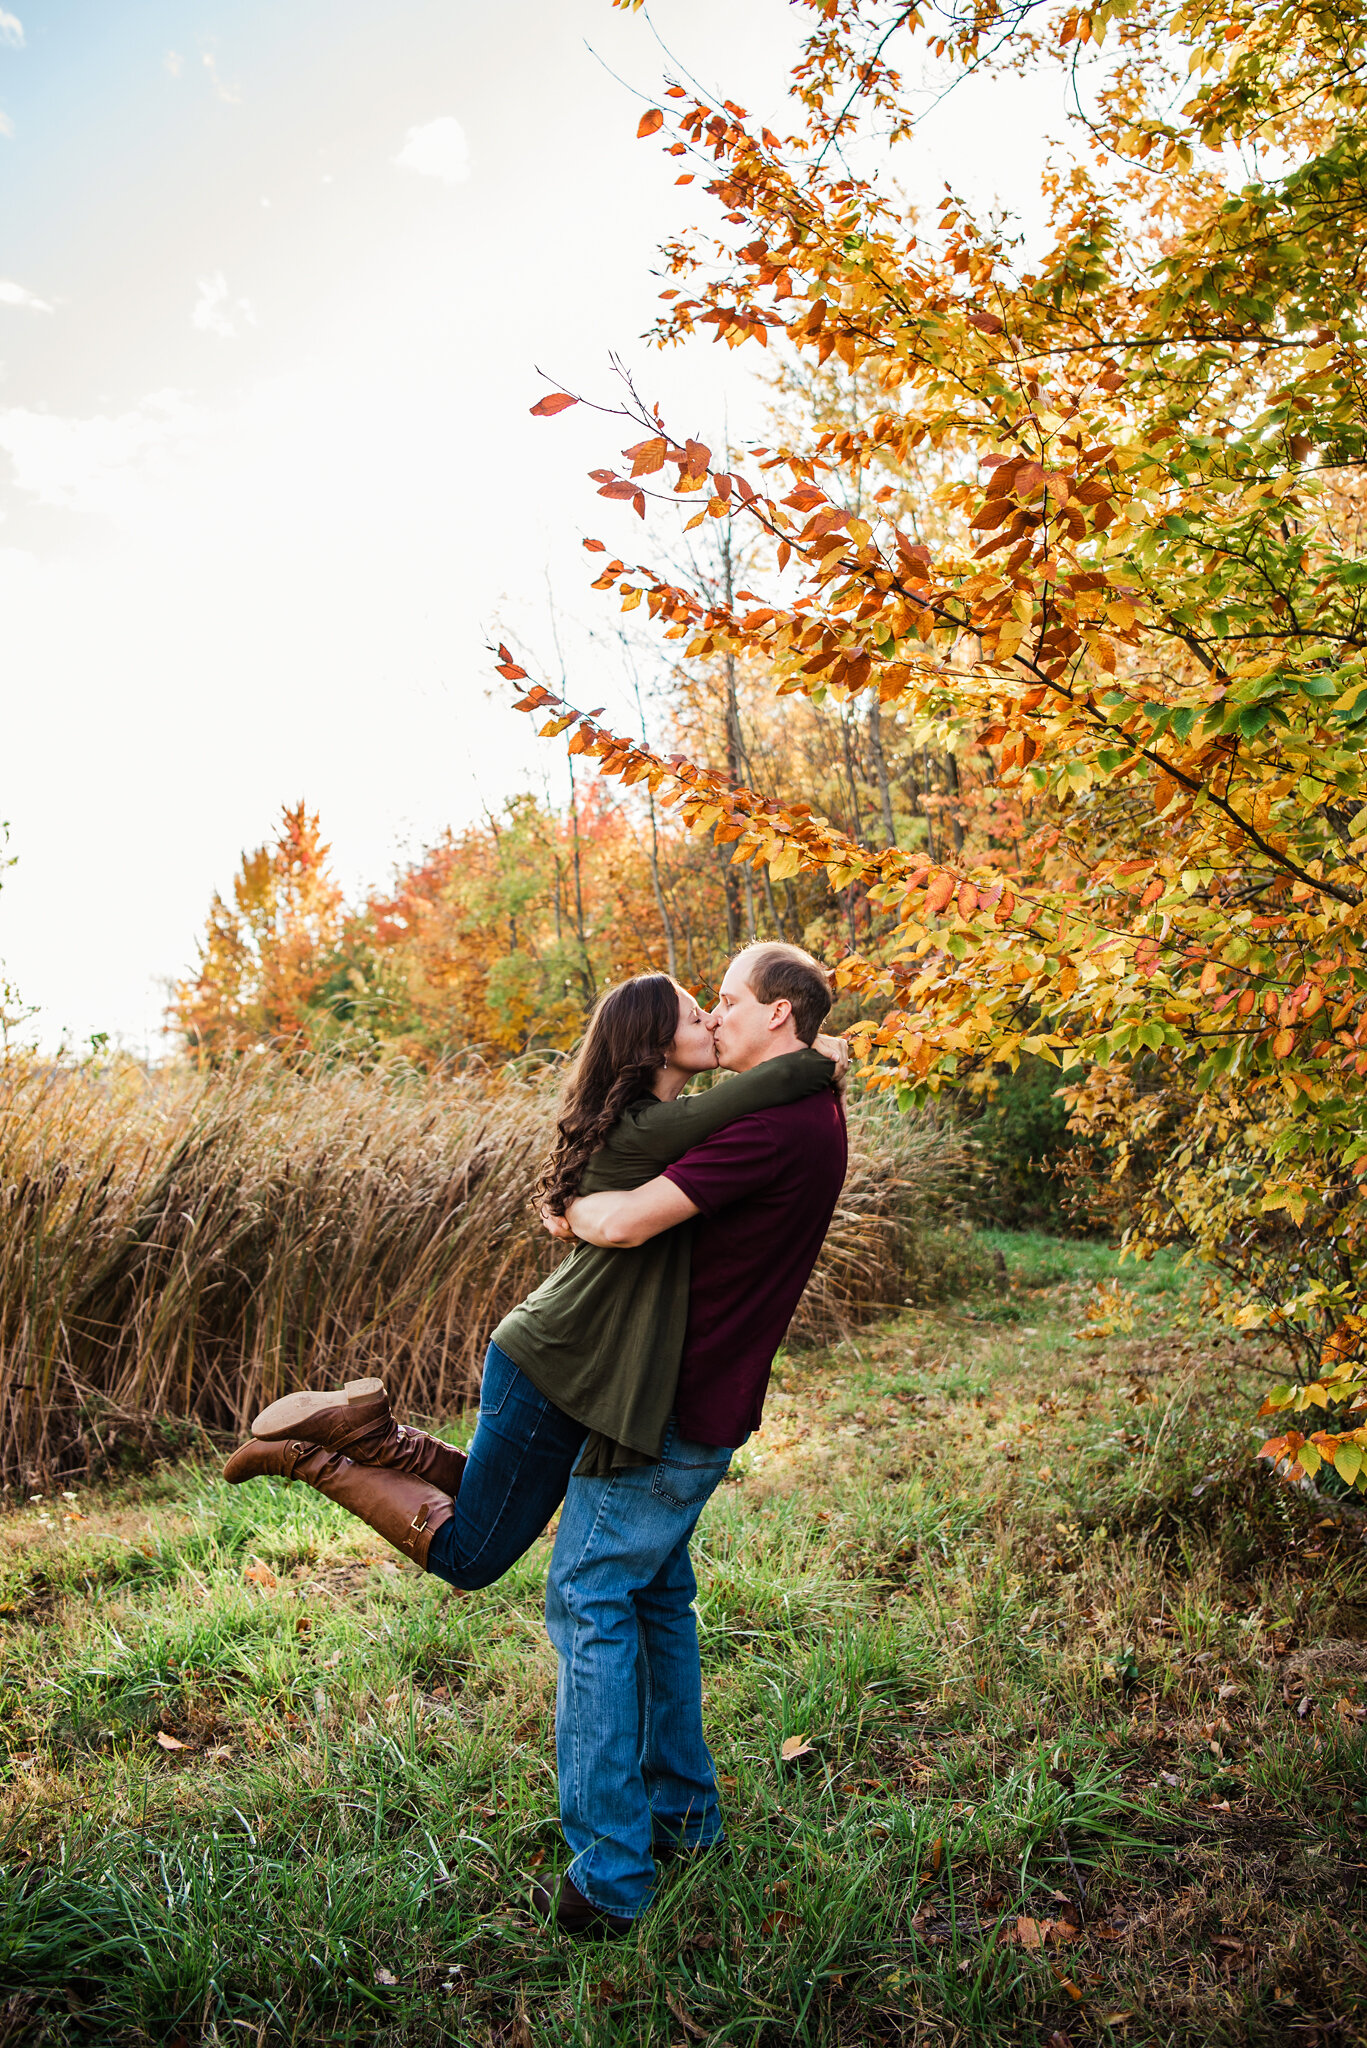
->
[0, 1, 1067, 1054]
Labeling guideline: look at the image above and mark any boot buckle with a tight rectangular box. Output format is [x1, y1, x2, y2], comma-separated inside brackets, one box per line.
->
[409, 1504, 431, 1533]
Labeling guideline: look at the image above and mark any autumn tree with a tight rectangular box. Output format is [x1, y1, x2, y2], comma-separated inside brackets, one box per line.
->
[172, 802, 346, 1058]
[508, 0, 1367, 1492]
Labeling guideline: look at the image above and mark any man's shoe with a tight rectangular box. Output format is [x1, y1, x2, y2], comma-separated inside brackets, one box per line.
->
[250, 1378, 466, 1497]
[530, 1875, 632, 1939]
[222, 1437, 454, 1567]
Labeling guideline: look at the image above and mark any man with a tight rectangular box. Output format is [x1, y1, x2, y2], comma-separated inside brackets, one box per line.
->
[533, 940, 848, 1937]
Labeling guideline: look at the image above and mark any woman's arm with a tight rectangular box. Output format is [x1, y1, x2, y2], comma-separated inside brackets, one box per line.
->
[615, 1042, 842, 1168]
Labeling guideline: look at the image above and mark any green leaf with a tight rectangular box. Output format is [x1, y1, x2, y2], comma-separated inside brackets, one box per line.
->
[1334, 1442, 1364, 1486]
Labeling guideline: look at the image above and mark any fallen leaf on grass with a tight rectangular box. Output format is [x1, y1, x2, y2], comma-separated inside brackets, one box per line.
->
[1006, 1909, 1082, 1949]
[666, 1989, 707, 2039]
[780, 1733, 814, 1762]
[373, 1967, 397, 1986]
[155, 1731, 187, 1751]
[930, 1835, 943, 1873]
[760, 1911, 798, 1936]
[244, 1560, 278, 1590]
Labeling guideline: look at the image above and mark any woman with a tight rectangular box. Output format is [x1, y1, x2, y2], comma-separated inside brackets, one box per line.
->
[223, 973, 841, 1590]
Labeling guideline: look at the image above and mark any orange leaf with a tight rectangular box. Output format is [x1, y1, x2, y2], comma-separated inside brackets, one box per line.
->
[1273, 1028, 1295, 1058]
[155, 1730, 188, 1750]
[637, 108, 664, 138]
[530, 392, 577, 417]
[926, 874, 955, 915]
[245, 1560, 278, 1589]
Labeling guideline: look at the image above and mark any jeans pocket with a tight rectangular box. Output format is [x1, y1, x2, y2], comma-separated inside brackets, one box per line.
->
[651, 1440, 732, 1509]
[477, 1343, 517, 1418]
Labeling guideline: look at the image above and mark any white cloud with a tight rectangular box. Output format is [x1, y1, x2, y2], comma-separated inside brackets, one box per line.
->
[0, 392, 202, 512]
[394, 116, 470, 187]
[201, 51, 239, 105]
[191, 273, 257, 339]
[164, 50, 182, 78]
[0, 12, 24, 50]
[0, 112, 12, 140]
[0, 278, 51, 313]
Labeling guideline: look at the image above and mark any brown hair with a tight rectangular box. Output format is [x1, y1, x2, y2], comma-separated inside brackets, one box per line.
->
[536, 973, 680, 1215]
[732, 941, 834, 1045]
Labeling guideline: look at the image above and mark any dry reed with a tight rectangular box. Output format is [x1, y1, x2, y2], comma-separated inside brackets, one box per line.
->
[0, 1053, 976, 1490]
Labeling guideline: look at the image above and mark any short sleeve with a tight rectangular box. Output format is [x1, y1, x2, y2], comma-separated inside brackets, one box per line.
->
[662, 1116, 782, 1218]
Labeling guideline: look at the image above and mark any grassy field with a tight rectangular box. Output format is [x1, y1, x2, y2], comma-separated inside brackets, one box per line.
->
[2, 1234, 1365, 2047]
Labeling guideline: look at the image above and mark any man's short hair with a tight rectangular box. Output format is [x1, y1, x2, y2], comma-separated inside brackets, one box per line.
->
[733, 941, 834, 1045]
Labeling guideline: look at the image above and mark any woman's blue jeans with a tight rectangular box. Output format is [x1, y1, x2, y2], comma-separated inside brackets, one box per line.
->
[544, 1419, 735, 1921]
[424, 1342, 586, 1591]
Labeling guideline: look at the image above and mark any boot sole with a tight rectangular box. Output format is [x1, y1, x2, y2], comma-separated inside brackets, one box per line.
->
[252, 1378, 387, 1441]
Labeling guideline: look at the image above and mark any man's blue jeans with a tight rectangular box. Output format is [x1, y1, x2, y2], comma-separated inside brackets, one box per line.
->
[425, 1343, 585, 1590]
[545, 1419, 735, 1921]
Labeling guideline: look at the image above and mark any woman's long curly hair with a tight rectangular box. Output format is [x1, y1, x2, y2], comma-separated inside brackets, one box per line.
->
[536, 973, 680, 1217]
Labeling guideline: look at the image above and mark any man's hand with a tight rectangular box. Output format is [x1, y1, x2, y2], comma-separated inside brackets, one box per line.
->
[540, 1203, 575, 1242]
[565, 1176, 700, 1249]
[814, 1031, 849, 1091]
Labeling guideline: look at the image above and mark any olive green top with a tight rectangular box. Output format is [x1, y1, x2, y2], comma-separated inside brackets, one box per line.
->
[491, 1048, 836, 1476]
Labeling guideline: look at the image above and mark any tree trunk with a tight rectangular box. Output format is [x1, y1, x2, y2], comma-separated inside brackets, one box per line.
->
[867, 693, 898, 847]
[567, 755, 596, 1006]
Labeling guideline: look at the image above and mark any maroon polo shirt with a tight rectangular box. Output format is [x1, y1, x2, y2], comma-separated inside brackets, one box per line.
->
[662, 1087, 848, 1447]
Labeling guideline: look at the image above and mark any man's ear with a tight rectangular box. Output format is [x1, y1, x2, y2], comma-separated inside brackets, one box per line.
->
[767, 999, 794, 1033]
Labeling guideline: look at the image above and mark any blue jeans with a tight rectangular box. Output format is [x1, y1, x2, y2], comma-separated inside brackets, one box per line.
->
[424, 1343, 586, 1591]
[545, 1419, 735, 1921]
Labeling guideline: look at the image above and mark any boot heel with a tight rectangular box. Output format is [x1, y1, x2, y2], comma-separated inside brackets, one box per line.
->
[344, 1377, 386, 1403]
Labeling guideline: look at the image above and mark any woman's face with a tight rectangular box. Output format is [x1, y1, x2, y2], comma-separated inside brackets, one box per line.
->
[666, 983, 719, 1074]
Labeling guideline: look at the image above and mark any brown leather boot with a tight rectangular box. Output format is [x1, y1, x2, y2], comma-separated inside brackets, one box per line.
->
[222, 1437, 454, 1567]
[250, 1378, 466, 1497]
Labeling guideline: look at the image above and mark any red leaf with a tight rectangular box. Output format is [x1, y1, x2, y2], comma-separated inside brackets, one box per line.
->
[530, 393, 577, 417]
[637, 109, 664, 138]
[926, 874, 955, 915]
[583, 538, 606, 553]
[496, 663, 528, 681]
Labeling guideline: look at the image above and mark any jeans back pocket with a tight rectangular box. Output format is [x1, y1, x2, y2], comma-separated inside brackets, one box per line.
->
[651, 1436, 732, 1509]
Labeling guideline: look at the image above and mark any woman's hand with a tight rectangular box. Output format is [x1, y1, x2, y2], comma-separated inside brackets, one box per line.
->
[814, 1032, 849, 1088]
[541, 1203, 575, 1242]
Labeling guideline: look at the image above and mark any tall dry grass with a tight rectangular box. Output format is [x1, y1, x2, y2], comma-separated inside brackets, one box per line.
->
[0, 1053, 976, 1490]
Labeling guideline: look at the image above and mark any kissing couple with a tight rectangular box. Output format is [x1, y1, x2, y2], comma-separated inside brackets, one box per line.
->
[225, 941, 848, 1937]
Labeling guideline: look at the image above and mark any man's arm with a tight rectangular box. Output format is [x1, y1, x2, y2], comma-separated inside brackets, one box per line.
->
[564, 1176, 701, 1249]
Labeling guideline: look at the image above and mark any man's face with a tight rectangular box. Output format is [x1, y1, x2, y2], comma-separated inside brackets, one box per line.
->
[712, 960, 791, 1071]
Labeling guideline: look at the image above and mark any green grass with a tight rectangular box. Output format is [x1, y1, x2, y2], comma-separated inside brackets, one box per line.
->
[3, 1235, 1366, 2046]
